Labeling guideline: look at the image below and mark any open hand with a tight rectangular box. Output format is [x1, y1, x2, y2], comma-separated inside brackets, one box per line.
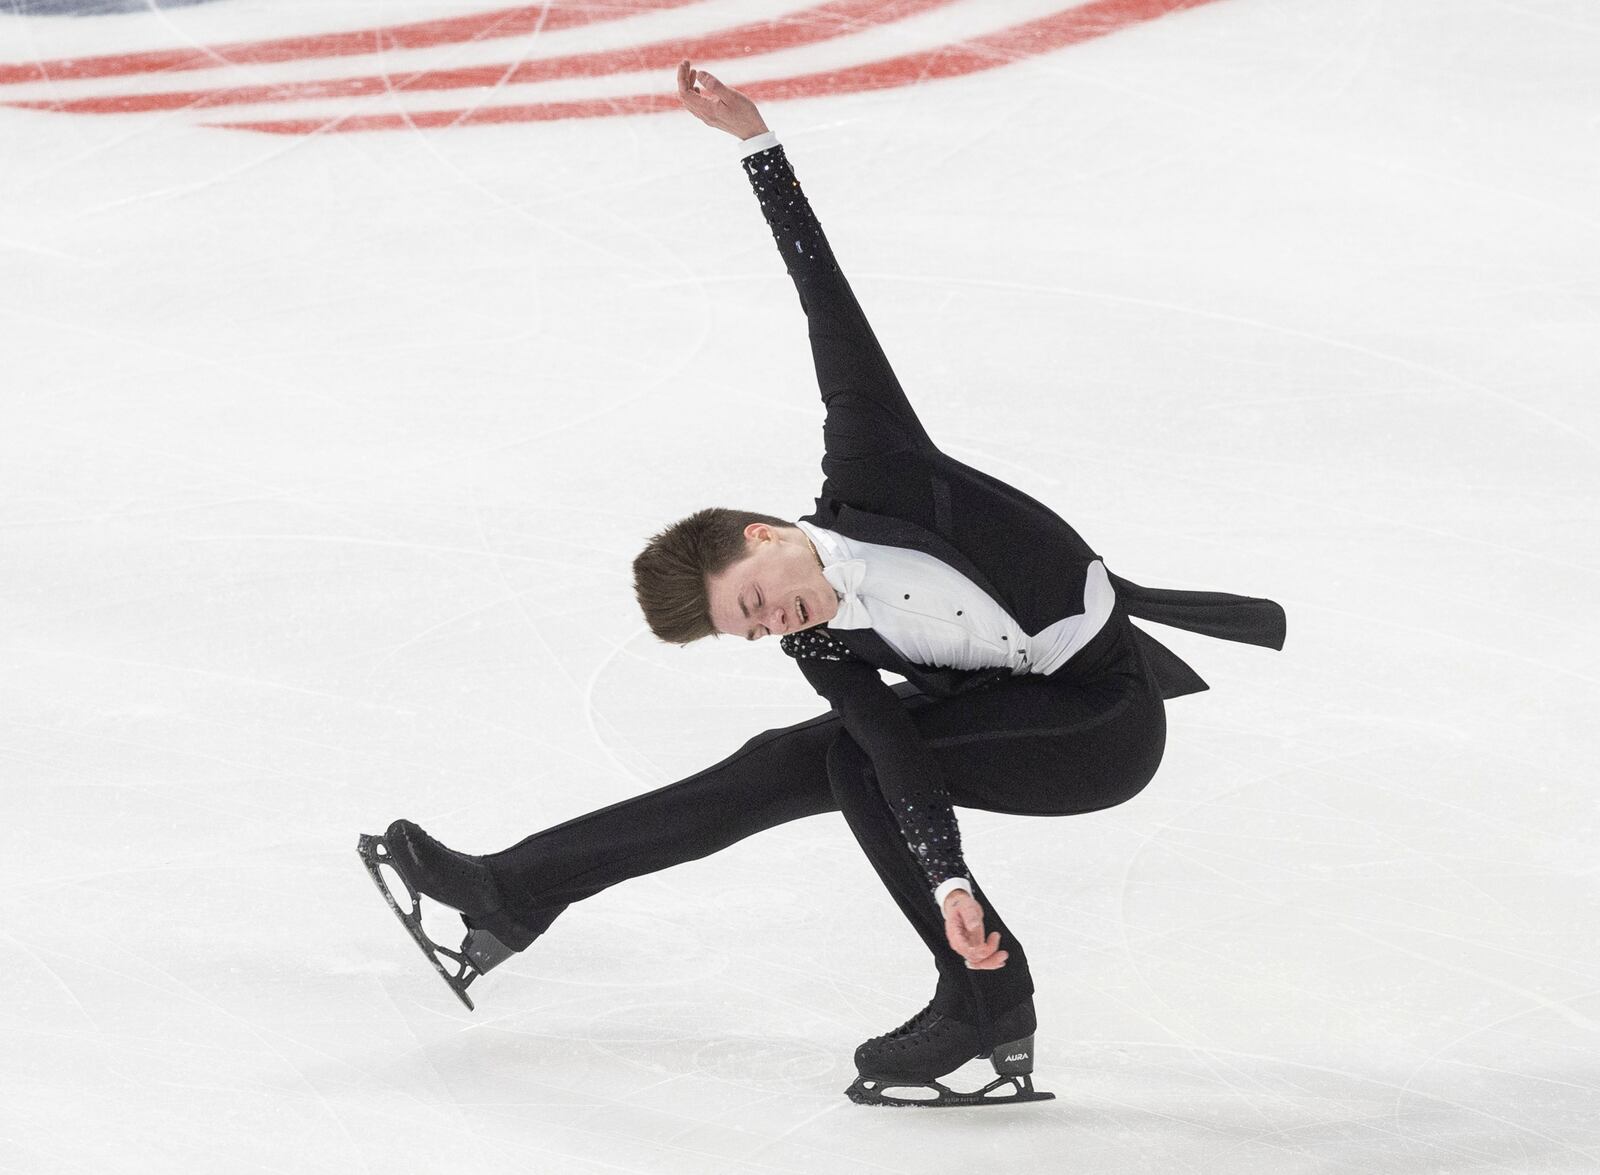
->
[943, 889, 1007, 970]
[676, 59, 769, 141]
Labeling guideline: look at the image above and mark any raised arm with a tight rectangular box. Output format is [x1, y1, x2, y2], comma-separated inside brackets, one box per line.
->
[677, 63, 1000, 970]
[676, 61, 934, 460]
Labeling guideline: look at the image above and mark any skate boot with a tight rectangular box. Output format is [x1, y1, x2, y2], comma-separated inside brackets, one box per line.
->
[845, 996, 1054, 1108]
[356, 819, 536, 1010]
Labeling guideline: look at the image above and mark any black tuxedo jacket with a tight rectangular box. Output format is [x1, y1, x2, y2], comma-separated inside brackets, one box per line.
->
[741, 143, 1284, 872]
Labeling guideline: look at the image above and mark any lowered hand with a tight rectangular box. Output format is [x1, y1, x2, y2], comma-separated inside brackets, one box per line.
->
[943, 889, 1007, 970]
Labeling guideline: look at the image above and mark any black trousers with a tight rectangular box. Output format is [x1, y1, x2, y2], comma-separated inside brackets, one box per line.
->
[483, 618, 1168, 1022]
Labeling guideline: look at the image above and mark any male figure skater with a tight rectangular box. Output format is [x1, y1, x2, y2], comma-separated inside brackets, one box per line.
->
[358, 61, 1285, 1108]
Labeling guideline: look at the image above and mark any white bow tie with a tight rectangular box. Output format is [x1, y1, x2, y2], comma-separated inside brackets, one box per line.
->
[821, 558, 872, 629]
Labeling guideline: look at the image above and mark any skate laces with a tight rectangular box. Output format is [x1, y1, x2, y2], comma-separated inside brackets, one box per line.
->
[883, 1002, 942, 1041]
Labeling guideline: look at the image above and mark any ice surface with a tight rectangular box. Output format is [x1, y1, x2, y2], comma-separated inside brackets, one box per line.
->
[1, 1, 1597, 1171]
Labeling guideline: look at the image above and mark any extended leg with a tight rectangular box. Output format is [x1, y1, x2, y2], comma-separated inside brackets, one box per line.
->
[480, 702, 853, 938]
[359, 703, 855, 1006]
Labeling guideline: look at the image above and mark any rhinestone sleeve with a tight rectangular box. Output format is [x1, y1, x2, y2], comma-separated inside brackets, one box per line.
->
[741, 144, 839, 282]
[790, 653, 972, 896]
[890, 764, 969, 893]
[740, 141, 934, 460]
[779, 627, 856, 661]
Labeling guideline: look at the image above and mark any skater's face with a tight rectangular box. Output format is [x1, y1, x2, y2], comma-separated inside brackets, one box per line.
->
[705, 523, 839, 641]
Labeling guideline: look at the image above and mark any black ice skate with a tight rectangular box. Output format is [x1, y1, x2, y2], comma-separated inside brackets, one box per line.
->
[355, 819, 531, 1011]
[845, 996, 1055, 1108]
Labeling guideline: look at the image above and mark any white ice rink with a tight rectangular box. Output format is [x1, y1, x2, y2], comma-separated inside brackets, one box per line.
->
[2, 1, 1598, 1171]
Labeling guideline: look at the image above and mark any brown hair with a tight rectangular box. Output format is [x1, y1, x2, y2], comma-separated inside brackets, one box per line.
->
[633, 507, 794, 644]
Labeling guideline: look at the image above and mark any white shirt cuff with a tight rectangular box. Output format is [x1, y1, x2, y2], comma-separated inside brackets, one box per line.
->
[933, 877, 971, 909]
[739, 130, 780, 159]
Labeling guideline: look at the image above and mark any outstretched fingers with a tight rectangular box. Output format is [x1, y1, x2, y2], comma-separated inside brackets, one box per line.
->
[677, 59, 722, 120]
[677, 58, 706, 111]
[675, 59, 767, 140]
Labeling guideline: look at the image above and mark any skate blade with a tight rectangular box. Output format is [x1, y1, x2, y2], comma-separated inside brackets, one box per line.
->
[845, 1072, 1056, 1108]
[356, 833, 482, 1011]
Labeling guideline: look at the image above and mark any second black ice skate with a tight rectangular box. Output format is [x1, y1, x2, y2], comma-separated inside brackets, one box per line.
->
[355, 820, 535, 1011]
[846, 996, 1055, 1108]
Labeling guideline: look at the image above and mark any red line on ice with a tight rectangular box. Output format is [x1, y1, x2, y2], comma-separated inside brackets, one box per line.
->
[0, 0, 699, 87]
[10, 0, 959, 117]
[211, 0, 1227, 135]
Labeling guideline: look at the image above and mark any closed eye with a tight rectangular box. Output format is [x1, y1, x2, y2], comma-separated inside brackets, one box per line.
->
[745, 588, 770, 641]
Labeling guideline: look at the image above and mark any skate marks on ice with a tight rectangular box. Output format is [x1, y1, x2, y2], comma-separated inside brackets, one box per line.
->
[5, 0, 219, 13]
[3, 0, 1599, 1170]
[0, 0, 1232, 134]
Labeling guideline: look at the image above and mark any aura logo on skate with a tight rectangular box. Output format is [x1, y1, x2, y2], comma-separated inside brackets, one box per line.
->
[0, 0, 1223, 134]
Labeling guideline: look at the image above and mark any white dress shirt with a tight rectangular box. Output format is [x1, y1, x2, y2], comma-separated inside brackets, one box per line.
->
[794, 521, 1115, 680]
[739, 129, 781, 158]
